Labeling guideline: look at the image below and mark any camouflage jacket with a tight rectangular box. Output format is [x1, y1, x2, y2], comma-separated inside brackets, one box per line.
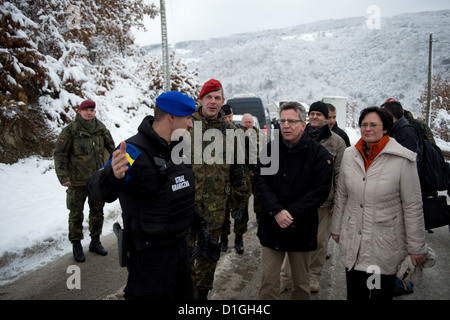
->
[404, 109, 436, 144]
[190, 108, 249, 230]
[239, 125, 267, 175]
[54, 114, 115, 187]
[306, 123, 345, 208]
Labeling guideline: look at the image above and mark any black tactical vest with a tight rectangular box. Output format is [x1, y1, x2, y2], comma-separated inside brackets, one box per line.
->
[120, 133, 196, 247]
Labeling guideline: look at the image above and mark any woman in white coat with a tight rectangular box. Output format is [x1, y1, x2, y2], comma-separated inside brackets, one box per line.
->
[330, 107, 427, 300]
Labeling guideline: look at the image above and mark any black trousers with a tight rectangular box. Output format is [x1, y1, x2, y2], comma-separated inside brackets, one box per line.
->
[124, 239, 193, 300]
[345, 268, 396, 300]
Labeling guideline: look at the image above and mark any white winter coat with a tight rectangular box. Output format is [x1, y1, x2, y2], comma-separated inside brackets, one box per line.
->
[330, 137, 428, 275]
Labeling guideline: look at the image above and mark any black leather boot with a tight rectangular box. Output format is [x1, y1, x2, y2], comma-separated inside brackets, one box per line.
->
[89, 235, 108, 256]
[220, 234, 228, 252]
[235, 235, 244, 254]
[72, 240, 85, 262]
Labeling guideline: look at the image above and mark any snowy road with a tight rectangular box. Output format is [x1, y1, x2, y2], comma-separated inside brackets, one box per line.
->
[1, 197, 449, 301]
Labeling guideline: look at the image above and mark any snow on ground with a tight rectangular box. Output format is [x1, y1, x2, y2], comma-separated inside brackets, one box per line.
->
[0, 156, 121, 286]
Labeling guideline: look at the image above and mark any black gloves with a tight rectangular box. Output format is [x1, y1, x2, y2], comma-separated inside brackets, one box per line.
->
[191, 206, 221, 262]
[198, 226, 212, 248]
[232, 205, 246, 223]
[193, 227, 220, 262]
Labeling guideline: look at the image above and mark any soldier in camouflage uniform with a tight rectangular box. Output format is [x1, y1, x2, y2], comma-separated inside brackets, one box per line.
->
[239, 113, 266, 224]
[188, 79, 249, 300]
[54, 100, 115, 262]
[220, 111, 266, 254]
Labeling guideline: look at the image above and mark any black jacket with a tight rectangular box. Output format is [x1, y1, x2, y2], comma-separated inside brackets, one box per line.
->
[255, 132, 334, 252]
[331, 123, 351, 147]
[389, 117, 423, 171]
[88, 116, 204, 246]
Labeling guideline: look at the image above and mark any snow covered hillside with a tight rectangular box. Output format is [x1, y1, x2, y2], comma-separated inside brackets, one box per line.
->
[146, 10, 450, 118]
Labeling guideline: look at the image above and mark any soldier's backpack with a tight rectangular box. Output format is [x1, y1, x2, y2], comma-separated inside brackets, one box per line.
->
[419, 138, 450, 230]
[419, 138, 450, 194]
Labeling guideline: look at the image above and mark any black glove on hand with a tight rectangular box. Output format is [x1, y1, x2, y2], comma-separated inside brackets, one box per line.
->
[198, 227, 212, 249]
[231, 205, 245, 223]
[192, 228, 221, 262]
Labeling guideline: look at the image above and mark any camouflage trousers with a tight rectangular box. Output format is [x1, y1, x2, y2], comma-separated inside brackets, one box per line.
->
[66, 186, 105, 242]
[187, 228, 222, 292]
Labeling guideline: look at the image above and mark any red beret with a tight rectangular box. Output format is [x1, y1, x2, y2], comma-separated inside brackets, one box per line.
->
[199, 79, 222, 100]
[384, 98, 396, 104]
[78, 100, 96, 111]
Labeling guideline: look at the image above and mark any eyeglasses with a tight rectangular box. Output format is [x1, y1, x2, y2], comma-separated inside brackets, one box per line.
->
[360, 123, 383, 128]
[280, 119, 303, 125]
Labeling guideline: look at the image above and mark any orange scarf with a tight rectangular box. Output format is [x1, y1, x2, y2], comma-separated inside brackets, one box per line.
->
[355, 135, 390, 171]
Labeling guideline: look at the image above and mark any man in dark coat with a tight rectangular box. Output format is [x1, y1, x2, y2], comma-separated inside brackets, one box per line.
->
[381, 99, 423, 171]
[255, 101, 334, 300]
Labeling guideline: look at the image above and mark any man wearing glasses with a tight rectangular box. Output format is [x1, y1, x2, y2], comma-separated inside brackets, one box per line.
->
[254, 101, 334, 300]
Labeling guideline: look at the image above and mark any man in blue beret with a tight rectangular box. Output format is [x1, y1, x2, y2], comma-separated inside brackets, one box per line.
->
[88, 91, 213, 300]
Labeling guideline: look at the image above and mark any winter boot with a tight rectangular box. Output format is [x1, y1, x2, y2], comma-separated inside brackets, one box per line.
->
[72, 240, 85, 263]
[89, 235, 108, 256]
[220, 234, 228, 252]
[197, 289, 209, 301]
[235, 234, 244, 255]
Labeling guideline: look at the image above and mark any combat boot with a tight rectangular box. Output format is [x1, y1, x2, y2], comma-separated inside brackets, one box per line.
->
[89, 235, 108, 256]
[72, 240, 85, 262]
[235, 235, 244, 255]
[220, 234, 228, 252]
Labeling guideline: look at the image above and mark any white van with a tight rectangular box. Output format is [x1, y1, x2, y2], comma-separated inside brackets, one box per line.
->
[321, 96, 348, 129]
[226, 95, 270, 135]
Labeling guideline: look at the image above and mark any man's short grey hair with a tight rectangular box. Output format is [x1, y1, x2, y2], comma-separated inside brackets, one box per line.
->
[280, 102, 307, 121]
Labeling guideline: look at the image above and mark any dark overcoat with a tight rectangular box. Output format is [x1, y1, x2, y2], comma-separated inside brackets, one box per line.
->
[255, 132, 333, 252]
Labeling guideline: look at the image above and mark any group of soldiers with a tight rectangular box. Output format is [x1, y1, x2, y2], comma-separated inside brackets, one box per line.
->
[54, 79, 263, 300]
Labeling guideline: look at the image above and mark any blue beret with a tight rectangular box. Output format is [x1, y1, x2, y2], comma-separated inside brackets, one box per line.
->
[155, 91, 196, 116]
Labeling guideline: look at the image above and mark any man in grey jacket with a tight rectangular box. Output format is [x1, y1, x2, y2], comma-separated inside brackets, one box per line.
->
[380, 99, 423, 171]
[306, 101, 346, 292]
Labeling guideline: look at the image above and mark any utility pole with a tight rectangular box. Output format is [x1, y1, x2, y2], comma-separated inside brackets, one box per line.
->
[426, 33, 433, 127]
[160, 0, 170, 92]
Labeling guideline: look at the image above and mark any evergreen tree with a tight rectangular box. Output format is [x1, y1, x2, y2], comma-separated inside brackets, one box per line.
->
[0, 0, 200, 163]
[0, 1, 50, 111]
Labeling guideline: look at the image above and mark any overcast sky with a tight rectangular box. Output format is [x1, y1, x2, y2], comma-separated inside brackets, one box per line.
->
[133, 0, 450, 46]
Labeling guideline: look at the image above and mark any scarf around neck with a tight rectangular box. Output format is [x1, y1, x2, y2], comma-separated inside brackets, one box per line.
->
[307, 124, 327, 140]
[77, 113, 96, 134]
